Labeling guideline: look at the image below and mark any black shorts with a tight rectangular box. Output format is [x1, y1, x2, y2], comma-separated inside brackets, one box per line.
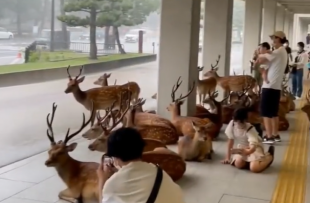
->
[260, 88, 281, 118]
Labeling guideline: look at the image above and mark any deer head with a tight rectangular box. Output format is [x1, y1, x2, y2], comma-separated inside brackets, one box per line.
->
[203, 90, 229, 107]
[166, 76, 195, 114]
[93, 73, 111, 86]
[301, 89, 310, 120]
[203, 55, 221, 78]
[123, 98, 147, 127]
[45, 101, 95, 167]
[64, 65, 85, 93]
[192, 121, 213, 141]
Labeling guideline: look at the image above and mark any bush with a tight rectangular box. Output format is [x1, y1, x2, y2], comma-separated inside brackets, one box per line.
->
[29, 51, 39, 62]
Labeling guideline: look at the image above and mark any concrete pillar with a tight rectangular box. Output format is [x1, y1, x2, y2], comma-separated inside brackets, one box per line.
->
[293, 15, 301, 49]
[284, 11, 290, 38]
[202, 0, 233, 77]
[262, 0, 276, 42]
[242, 0, 263, 72]
[275, 6, 285, 31]
[157, 0, 201, 118]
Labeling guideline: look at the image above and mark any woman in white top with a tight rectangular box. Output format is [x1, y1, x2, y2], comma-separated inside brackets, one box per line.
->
[96, 127, 185, 203]
[221, 108, 275, 173]
[291, 42, 308, 99]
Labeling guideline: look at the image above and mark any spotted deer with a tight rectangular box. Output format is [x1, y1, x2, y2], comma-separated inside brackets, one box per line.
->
[301, 89, 310, 121]
[167, 77, 215, 154]
[196, 66, 217, 104]
[44, 101, 99, 203]
[64, 66, 130, 126]
[203, 55, 256, 96]
[178, 121, 213, 161]
[93, 72, 141, 103]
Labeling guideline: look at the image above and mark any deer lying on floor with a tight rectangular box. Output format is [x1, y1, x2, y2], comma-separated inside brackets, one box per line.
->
[64, 66, 131, 126]
[93, 72, 141, 103]
[178, 121, 213, 161]
[44, 101, 99, 203]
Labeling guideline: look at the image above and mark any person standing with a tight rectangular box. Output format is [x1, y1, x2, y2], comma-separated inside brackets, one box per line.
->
[291, 42, 308, 98]
[256, 31, 288, 144]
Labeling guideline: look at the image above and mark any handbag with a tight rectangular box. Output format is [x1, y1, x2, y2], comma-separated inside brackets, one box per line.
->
[146, 165, 163, 203]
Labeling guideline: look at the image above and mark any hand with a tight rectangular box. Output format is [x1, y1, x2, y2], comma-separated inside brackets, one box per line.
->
[96, 162, 114, 182]
[221, 158, 230, 164]
[240, 148, 252, 156]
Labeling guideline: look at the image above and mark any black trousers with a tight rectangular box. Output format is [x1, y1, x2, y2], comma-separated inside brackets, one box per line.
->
[260, 88, 281, 118]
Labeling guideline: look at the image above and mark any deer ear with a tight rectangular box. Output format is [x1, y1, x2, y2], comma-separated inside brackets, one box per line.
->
[66, 143, 78, 152]
[77, 76, 85, 83]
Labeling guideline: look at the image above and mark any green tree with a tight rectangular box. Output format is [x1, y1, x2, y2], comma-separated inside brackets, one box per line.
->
[58, 0, 109, 59]
[97, 0, 160, 53]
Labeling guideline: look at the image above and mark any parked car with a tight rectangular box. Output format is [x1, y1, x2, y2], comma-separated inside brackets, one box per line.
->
[0, 27, 14, 39]
[124, 29, 150, 43]
[79, 31, 105, 41]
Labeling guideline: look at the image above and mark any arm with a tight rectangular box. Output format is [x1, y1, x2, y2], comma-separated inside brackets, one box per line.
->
[226, 139, 234, 159]
[244, 127, 259, 155]
[98, 179, 108, 203]
[257, 53, 276, 64]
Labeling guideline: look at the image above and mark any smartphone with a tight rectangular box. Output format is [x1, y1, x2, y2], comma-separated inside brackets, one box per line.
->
[231, 148, 242, 154]
[101, 154, 113, 165]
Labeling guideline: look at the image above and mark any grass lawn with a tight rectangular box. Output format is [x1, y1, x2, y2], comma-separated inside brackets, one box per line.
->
[0, 53, 146, 74]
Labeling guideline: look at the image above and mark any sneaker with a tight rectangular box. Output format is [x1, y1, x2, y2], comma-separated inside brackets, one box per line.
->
[262, 136, 275, 144]
[274, 135, 281, 142]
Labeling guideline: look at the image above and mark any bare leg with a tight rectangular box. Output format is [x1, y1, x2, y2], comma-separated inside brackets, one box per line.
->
[271, 117, 279, 136]
[249, 154, 274, 173]
[59, 189, 77, 203]
[233, 157, 247, 169]
[263, 117, 272, 138]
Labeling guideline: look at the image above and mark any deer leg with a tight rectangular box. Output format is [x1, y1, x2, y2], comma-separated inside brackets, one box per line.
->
[59, 188, 78, 203]
[90, 112, 96, 127]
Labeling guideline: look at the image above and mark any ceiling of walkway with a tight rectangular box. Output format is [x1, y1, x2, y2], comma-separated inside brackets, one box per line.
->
[279, 0, 310, 14]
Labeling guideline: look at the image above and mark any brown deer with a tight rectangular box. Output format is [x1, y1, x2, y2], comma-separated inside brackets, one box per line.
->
[64, 66, 130, 126]
[93, 72, 141, 103]
[196, 66, 217, 104]
[203, 55, 256, 96]
[178, 121, 213, 161]
[301, 89, 310, 121]
[44, 101, 99, 203]
[167, 77, 215, 153]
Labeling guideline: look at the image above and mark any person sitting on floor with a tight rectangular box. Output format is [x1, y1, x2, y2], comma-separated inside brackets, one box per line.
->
[221, 107, 275, 173]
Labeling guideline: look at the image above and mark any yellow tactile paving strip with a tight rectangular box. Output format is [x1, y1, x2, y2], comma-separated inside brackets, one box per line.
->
[271, 85, 309, 203]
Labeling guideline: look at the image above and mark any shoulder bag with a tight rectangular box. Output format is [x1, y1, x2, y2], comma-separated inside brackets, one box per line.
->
[146, 165, 163, 203]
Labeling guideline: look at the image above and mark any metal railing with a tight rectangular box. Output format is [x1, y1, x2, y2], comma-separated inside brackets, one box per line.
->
[69, 42, 123, 55]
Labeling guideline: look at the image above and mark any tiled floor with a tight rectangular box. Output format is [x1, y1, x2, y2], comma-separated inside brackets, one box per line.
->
[0, 111, 304, 203]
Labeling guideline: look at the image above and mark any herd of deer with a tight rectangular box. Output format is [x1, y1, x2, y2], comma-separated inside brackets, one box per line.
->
[44, 56, 301, 203]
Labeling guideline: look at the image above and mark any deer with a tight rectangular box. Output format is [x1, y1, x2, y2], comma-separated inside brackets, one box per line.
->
[196, 66, 217, 104]
[64, 66, 131, 126]
[167, 76, 215, 155]
[203, 55, 256, 96]
[178, 121, 213, 161]
[301, 89, 310, 121]
[93, 72, 141, 103]
[44, 101, 100, 203]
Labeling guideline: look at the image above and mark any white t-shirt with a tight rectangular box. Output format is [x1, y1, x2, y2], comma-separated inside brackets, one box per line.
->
[101, 161, 185, 203]
[260, 46, 287, 90]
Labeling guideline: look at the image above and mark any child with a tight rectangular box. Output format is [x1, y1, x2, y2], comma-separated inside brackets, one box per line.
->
[255, 42, 272, 84]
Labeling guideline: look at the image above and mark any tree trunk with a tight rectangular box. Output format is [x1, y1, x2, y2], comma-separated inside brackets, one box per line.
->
[60, 0, 68, 49]
[113, 26, 126, 54]
[38, 0, 49, 35]
[89, 9, 97, 59]
[104, 26, 110, 50]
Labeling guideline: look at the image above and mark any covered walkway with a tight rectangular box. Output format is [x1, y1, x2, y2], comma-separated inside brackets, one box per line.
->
[0, 0, 310, 203]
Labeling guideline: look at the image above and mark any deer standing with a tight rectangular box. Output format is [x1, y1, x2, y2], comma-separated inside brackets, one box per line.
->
[204, 55, 256, 96]
[93, 72, 141, 103]
[44, 101, 99, 203]
[167, 77, 215, 155]
[178, 121, 213, 161]
[196, 66, 217, 104]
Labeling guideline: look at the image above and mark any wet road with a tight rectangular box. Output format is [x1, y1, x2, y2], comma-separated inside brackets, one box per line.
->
[0, 44, 243, 167]
[0, 38, 31, 65]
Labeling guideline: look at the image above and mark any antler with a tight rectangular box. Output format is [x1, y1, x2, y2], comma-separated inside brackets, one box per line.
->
[197, 66, 204, 72]
[67, 65, 83, 80]
[46, 103, 57, 145]
[64, 101, 95, 144]
[207, 90, 229, 103]
[171, 77, 196, 102]
[211, 55, 221, 70]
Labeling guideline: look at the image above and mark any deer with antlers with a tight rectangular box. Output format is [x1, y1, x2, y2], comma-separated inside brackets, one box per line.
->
[204, 55, 256, 96]
[64, 66, 131, 126]
[44, 101, 100, 203]
[167, 77, 215, 160]
[93, 72, 141, 103]
[196, 66, 217, 104]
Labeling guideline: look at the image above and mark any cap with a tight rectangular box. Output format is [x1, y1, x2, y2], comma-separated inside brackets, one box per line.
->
[270, 31, 286, 39]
